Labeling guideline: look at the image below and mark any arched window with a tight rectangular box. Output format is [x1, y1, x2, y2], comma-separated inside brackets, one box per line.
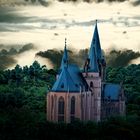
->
[51, 96, 54, 120]
[58, 96, 65, 122]
[70, 96, 75, 122]
[51, 96, 54, 110]
[90, 81, 93, 88]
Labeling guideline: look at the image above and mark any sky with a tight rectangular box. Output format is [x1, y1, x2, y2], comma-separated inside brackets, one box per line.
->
[0, 0, 140, 68]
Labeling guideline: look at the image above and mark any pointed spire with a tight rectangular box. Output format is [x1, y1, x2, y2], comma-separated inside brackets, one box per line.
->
[88, 41, 99, 72]
[60, 38, 68, 69]
[88, 20, 104, 72]
[91, 20, 103, 60]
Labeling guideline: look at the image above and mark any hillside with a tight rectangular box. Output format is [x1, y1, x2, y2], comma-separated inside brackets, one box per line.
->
[0, 61, 140, 139]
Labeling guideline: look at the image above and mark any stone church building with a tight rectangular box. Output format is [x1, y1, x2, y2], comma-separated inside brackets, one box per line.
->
[47, 21, 125, 123]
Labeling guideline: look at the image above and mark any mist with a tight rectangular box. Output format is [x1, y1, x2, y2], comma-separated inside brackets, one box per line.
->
[36, 48, 140, 68]
[0, 43, 35, 70]
[106, 49, 140, 67]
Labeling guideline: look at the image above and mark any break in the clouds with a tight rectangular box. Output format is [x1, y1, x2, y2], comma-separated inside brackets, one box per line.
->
[0, 0, 140, 68]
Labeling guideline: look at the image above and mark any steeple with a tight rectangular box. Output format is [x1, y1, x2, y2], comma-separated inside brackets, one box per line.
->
[60, 38, 68, 69]
[88, 40, 99, 72]
[88, 20, 100, 72]
[91, 20, 102, 61]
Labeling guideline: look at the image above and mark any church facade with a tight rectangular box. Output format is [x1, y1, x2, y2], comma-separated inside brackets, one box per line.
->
[47, 21, 125, 123]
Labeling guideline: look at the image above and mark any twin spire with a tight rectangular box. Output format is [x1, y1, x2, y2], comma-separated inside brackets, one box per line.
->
[60, 20, 105, 72]
[88, 20, 105, 72]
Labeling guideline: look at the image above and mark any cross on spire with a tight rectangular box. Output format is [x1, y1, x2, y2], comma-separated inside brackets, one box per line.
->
[60, 38, 68, 69]
[65, 38, 67, 48]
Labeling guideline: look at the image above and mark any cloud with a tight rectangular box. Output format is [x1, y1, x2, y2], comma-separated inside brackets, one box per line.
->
[0, 43, 35, 70]
[36, 48, 140, 68]
[18, 43, 35, 53]
[106, 49, 140, 67]
[35, 49, 76, 68]
[0, 0, 139, 7]
[0, 7, 32, 23]
[0, 55, 17, 70]
[33, 48, 68, 69]
[0, 43, 35, 55]
[129, 0, 140, 6]
[0, 0, 51, 7]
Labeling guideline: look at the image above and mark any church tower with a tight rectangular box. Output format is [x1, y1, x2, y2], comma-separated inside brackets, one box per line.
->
[82, 20, 104, 121]
[47, 39, 84, 123]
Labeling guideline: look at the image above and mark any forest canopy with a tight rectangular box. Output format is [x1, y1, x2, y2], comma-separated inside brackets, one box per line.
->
[0, 60, 140, 140]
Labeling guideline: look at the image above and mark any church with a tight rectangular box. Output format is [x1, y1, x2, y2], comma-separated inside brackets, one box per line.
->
[46, 21, 125, 123]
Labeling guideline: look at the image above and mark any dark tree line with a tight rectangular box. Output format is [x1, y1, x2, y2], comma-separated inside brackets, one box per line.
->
[0, 61, 140, 140]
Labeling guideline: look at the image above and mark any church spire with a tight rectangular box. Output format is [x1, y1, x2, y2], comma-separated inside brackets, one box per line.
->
[88, 38, 99, 72]
[60, 38, 68, 69]
[91, 20, 102, 60]
[87, 20, 101, 72]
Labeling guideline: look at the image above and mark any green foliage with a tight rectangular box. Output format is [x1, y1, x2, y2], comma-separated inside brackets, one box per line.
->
[106, 64, 140, 115]
[0, 62, 140, 140]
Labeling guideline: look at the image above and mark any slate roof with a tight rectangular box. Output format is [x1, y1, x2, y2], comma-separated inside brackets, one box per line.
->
[67, 64, 89, 91]
[51, 64, 89, 92]
[88, 41, 99, 72]
[102, 84, 121, 100]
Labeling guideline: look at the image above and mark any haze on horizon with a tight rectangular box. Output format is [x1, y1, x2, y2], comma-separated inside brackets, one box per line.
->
[0, 0, 140, 68]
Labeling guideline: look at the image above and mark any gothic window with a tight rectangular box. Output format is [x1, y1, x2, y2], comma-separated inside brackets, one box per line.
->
[58, 96, 65, 122]
[70, 96, 75, 122]
[90, 81, 93, 88]
[51, 96, 54, 120]
[51, 96, 54, 110]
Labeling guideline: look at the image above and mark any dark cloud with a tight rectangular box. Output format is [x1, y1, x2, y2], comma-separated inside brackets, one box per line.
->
[57, 0, 140, 7]
[24, 0, 51, 6]
[35, 49, 76, 68]
[0, 0, 139, 8]
[0, 55, 17, 70]
[0, 7, 32, 23]
[0, 0, 51, 7]
[38, 0, 51, 6]
[0, 4, 139, 33]
[18, 43, 35, 53]
[57, 0, 132, 4]
[106, 49, 140, 67]
[36, 48, 89, 69]
[131, 0, 140, 6]
[0, 43, 35, 70]
[58, 0, 123, 2]
[0, 43, 35, 55]
[36, 49, 84, 68]
[36, 48, 140, 69]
